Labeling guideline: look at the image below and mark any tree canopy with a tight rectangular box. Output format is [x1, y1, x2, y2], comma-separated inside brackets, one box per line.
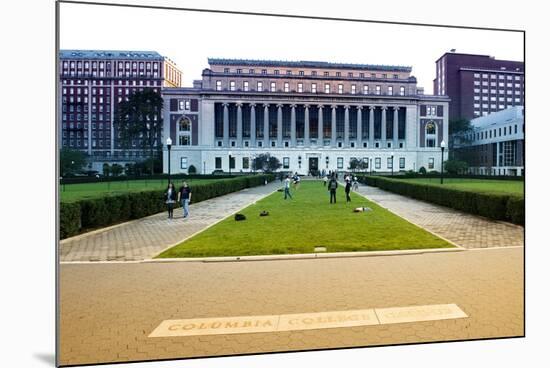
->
[252, 153, 282, 173]
[60, 148, 88, 177]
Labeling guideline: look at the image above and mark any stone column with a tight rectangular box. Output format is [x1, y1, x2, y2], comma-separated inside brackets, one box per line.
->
[250, 103, 256, 147]
[290, 104, 296, 146]
[331, 105, 337, 147]
[357, 106, 363, 146]
[344, 105, 350, 146]
[393, 106, 399, 148]
[381, 106, 387, 147]
[263, 104, 269, 147]
[318, 105, 323, 145]
[223, 103, 229, 147]
[369, 106, 375, 148]
[304, 104, 310, 146]
[277, 104, 283, 146]
[236, 103, 243, 147]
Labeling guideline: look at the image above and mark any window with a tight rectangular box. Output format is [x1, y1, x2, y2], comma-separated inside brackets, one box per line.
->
[261, 69, 267, 74]
[286, 70, 292, 75]
[428, 158, 434, 169]
[399, 157, 405, 169]
[284, 82, 290, 92]
[283, 157, 290, 169]
[215, 157, 222, 169]
[382, 74, 387, 78]
[298, 83, 303, 93]
[179, 135, 190, 145]
[257, 81, 263, 91]
[351, 85, 356, 94]
[337, 157, 344, 169]
[179, 118, 191, 131]
[348, 72, 353, 77]
[388, 86, 393, 95]
[224, 68, 229, 73]
[270, 82, 276, 92]
[375, 85, 381, 95]
[400, 86, 405, 96]
[236, 69, 242, 74]
[229, 156, 236, 169]
[363, 85, 369, 94]
[336, 72, 341, 77]
[324, 71, 329, 77]
[338, 84, 343, 94]
[249, 69, 254, 74]
[180, 157, 188, 169]
[242, 157, 250, 169]
[230, 81, 236, 91]
[216, 80, 222, 91]
[311, 71, 317, 76]
[325, 84, 330, 94]
[299, 71, 304, 76]
[243, 81, 249, 91]
[375, 158, 381, 169]
[311, 83, 317, 93]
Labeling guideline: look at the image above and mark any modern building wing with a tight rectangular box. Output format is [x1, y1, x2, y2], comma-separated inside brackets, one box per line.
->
[162, 58, 449, 175]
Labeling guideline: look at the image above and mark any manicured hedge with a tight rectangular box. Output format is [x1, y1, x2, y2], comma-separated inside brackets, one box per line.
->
[358, 176, 524, 225]
[60, 174, 275, 239]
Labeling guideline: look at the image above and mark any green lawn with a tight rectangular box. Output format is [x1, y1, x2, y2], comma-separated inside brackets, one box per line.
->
[397, 178, 523, 196]
[157, 180, 452, 258]
[60, 178, 231, 203]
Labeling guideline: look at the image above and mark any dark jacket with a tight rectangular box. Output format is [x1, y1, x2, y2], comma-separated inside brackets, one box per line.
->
[164, 188, 177, 201]
[329, 179, 338, 190]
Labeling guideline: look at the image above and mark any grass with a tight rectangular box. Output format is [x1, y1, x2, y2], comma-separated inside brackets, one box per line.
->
[397, 178, 523, 196]
[60, 178, 232, 203]
[157, 180, 453, 258]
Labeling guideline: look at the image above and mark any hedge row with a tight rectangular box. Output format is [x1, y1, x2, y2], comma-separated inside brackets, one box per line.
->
[358, 176, 524, 225]
[60, 174, 275, 239]
[60, 173, 237, 185]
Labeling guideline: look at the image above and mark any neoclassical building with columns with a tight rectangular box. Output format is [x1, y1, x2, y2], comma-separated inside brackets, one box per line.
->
[162, 58, 449, 175]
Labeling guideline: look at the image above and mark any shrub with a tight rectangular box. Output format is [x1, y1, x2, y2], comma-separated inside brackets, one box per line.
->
[60, 174, 276, 239]
[418, 166, 427, 175]
[188, 165, 197, 174]
[506, 196, 525, 225]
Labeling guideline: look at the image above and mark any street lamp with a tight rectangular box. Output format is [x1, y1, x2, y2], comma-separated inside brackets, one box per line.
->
[440, 140, 446, 184]
[390, 152, 394, 176]
[228, 151, 232, 175]
[166, 137, 172, 184]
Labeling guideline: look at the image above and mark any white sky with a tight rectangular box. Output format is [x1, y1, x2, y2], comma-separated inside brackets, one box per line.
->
[59, 2, 523, 94]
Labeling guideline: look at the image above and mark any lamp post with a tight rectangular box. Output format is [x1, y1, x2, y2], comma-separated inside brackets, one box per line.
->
[228, 151, 232, 175]
[166, 137, 172, 184]
[390, 152, 394, 176]
[440, 140, 446, 184]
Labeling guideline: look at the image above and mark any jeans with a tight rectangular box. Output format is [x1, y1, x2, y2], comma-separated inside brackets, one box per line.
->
[167, 203, 174, 218]
[284, 187, 292, 199]
[330, 190, 336, 203]
[182, 199, 190, 217]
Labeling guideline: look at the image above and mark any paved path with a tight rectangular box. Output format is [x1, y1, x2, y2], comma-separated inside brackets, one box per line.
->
[59, 247, 523, 366]
[353, 183, 524, 249]
[60, 181, 280, 262]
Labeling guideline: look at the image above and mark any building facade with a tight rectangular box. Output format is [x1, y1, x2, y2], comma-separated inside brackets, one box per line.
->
[59, 50, 182, 172]
[453, 106, 524, 176]
[433, 51, 524, 121]
[162, 58, 450, 175]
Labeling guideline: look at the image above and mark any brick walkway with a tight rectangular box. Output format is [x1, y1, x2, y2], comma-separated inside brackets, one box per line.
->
[60, 181, 280, 262]
[59, 247, 523, 366]
[352, 183, 524, 249]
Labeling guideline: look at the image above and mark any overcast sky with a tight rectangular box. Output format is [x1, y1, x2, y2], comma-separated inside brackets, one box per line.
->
[59, 2, 523, 94]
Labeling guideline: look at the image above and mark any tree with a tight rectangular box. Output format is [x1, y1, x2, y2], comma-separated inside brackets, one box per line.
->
[444, 159, 468, 175]
[111, 163, 123, 177]
[252, 153, 281, 173]
[60, 148, 87, 177]
[449, 117, 474, 159]
[418, 166, 427, 175]
[349, 158, 368, 172]
[102, 163, 111, 177]
[188, 165, 197, 174]
[115, 88, 163, 175]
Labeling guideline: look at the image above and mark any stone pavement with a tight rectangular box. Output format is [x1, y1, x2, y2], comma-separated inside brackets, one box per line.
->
[60, 181, 281, 262]
[353, 183, 524, 249]
[59, 247, 524, 366]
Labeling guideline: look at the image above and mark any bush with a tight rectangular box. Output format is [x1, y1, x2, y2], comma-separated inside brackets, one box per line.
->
[418, 166, 427, 175]
[188, 165, 197, 174]
[59, 174, 276, 239]
[358, 176, 524, 225]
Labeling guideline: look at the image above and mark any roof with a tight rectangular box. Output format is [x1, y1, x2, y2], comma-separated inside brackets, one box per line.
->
[471, 106, 524, 129]
[208, 58, 412, 72]
[60, 50, 164, 60]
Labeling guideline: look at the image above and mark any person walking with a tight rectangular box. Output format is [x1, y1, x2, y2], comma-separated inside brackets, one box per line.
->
[353, 175, 359, 191]
[345, 179, 352, 202]
[284, 175, 293, 200]
[323, 175, 328, 186]
[164, 182, 177, 219]
[328, 175, 338, 204]
[177, 181, 192, 218]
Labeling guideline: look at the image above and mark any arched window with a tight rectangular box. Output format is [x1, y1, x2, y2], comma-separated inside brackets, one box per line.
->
[179, 117, 191, 132]
[425, 121, 437, 147]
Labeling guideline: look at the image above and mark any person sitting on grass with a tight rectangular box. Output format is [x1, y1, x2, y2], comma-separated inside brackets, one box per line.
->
[284, 175, 293, 200]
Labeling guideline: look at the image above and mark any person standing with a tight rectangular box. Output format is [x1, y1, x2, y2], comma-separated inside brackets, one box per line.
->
[328, 175, 338, 204]
[164, 182, 176, 219]
[284, 175, 293, 200]
[345, 179, 352, 202]
[177, 181, 192, 218]
[323, 175, 328, 186]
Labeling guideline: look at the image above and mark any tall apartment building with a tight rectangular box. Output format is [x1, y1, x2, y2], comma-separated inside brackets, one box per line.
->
[162, 58, 449, 175]
[433, 51, 524, 121]
[59, 50, 182, 171]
